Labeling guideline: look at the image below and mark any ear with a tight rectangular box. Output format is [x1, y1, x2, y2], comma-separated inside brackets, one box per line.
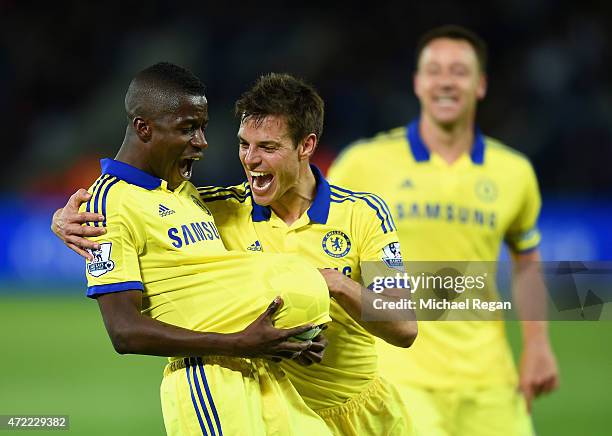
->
[413, 71, 422, 99]
[477, 73, 487, 100]
[298, 133, 318, 161]
[133, 117, 153, 142]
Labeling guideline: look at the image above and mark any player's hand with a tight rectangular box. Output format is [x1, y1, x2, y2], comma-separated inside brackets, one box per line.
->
[519, 337, 560, 413]
[51, 188, 106, 260]
[295, 330, 328, 366]
[233, 297, 316, 361]
[318, 268, 355, 298]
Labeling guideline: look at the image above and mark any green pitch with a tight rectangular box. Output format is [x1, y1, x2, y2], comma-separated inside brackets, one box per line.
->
[506, 320, 611, 435]
[1, 293, 610, 435]
[0, 293, 165, 435]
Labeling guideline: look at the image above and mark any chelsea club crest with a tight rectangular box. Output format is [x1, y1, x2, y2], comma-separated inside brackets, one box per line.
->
[475, 178, 498, 203]
[322, 231, 351, 258]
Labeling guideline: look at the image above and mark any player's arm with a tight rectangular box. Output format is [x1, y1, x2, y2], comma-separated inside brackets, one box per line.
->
[321, 192, 418, 347]
[511, 249, 559, 412]
[508, 161, 559, 412]
[96, 290, 316, 360]
[53, 189, 319, 360]
[319, 269, 417, 347]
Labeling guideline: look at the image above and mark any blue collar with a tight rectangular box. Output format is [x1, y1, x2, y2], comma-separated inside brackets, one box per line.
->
[406, 119, 485, 165]
[251, 165, 331, 224]
[101, 158, 162, 190]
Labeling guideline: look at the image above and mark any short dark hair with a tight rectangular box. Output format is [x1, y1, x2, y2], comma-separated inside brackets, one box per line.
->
[235, 73, 324, 146]
[415, 25, 488, 73]
[125, 62, 206, 119]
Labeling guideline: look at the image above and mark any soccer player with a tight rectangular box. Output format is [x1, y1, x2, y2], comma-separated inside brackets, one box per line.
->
[200, 73, 417, 435]
[58, 62, 334, 436]
[327, 25, 559, 436]
[53, 73, 418, 435]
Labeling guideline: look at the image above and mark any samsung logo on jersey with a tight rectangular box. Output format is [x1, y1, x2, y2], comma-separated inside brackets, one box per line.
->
[395, 202, 497, 229]
[168, 221, 221, 248]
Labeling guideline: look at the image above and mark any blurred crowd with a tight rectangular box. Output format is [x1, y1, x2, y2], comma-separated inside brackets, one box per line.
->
[1, 0, 610, 196]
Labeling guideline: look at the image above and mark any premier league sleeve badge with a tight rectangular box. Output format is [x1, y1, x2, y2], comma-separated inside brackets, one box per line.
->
[86, 242, 115, 277]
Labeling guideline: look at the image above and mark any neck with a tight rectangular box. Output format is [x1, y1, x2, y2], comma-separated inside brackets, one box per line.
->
[115, 131, 149, 171]
[420, 113, 475, 164]
[270, 164, 316, 226]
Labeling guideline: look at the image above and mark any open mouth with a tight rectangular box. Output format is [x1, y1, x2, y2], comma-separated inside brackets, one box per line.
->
[179, 157, 200, 180]
[250, 171, 274, 193]
[433, 95, 459, 108]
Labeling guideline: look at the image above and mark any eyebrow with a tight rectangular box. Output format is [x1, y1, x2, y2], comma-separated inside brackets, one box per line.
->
[178, 116, 208, 125]
[237, 134, 281, 146]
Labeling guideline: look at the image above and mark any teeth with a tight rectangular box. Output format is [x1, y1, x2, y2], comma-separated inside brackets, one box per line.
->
[250, 171, 269, 177]
[253, 177, 273, 191]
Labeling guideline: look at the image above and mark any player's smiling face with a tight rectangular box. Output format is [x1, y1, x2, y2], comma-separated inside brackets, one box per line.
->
[238, 115, 303, 207]
[149, 95, 208, 190]
[414, 38, 486, 127]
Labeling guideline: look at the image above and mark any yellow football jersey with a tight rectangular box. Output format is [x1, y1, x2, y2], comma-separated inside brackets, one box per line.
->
[328, 121, 541, 388]
[82, 159, 331, 344]
[198, 166, 402, 410]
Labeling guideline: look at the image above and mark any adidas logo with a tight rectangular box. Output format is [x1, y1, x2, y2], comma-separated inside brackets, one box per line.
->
[400, 179, 414, 188]
[159, 204, 176, 217]
[247, 240, 262, 251]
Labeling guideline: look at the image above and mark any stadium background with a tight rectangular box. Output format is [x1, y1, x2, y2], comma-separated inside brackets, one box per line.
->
[1, 1, 610, 434]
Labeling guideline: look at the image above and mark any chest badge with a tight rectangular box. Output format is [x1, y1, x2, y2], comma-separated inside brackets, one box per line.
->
[475, 178, 498, 203]
[322, 230, 351, 258]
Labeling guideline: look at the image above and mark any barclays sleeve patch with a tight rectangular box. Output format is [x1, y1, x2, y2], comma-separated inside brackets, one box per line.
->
[87, 242, 115, 277]
[381, 242, 404, 271]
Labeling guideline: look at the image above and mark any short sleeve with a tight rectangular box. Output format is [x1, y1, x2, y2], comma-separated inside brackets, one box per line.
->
[353, 193, 404, 271]
[505, 161, 542, 253]
[81, 187, 144, 298]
